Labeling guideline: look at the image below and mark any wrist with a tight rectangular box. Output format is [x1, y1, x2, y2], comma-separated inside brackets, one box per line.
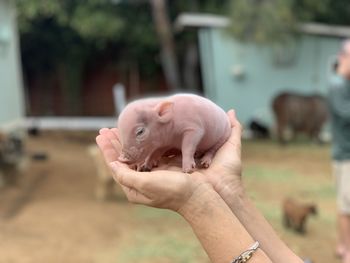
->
[177, 183, 223, 223]
[177, 181, 270, 263]
[216, 182, 247, 210]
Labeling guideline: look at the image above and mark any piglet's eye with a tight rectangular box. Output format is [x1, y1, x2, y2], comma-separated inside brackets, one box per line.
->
[136, 127, 145, 137]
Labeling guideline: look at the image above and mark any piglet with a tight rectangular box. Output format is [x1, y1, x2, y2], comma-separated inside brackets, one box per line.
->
[117, 94, 231, 173]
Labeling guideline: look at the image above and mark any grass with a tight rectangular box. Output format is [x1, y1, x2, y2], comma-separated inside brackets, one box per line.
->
[116, 140, 337, 263]
[115, 206, 208, 263]
[244, 165, 295, 181]
[117, 231, 206, 263]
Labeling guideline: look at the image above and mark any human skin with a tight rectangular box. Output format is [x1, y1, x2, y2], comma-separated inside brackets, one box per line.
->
[117, 94, 231, 173]
[96, 110, 303, 263]
[337, 42, 350, 81]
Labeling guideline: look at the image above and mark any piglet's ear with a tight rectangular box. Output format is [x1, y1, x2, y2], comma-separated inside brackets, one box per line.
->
[154, 101, 173, 123]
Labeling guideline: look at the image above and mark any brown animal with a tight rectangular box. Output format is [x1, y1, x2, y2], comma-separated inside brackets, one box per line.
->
[88, 145, 121, 201]
[272, 91, 328, 144]
[0, 132, 26, 187]
[282, 198, 317, 234]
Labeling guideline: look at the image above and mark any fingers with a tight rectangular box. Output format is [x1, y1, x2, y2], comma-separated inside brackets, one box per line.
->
[110, 128, 120, 142]
[119, 184, 152, 205]
[110, 161, 158, 204]
[227, 109, 242, 132]
[99, 128, 122, 153]
[96, 127, 123, 163]
[109, 128, 122, 153]
[96, 134, 119, 163]
[110, 161, 145, 190]
[99, 128, 110, 135]
[226, 110, 242, 151]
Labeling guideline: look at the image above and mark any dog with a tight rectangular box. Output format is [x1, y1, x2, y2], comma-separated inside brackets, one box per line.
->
[282, 198, 317, 234]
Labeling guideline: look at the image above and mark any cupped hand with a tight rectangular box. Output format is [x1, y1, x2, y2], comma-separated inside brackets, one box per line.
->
[96, 128, 208, 212]
[199, 109, 244, 197]
[95, 109, 243, 209]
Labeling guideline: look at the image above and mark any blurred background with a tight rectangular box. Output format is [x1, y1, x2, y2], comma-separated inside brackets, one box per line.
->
[1, 0, 350, 262]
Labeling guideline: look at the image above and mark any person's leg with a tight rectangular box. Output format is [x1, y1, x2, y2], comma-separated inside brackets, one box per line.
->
[334, 162, 345, 256]
[337, 161, 350, 263]
[341, 216, 350, 263]
[338, 213, 350, 255]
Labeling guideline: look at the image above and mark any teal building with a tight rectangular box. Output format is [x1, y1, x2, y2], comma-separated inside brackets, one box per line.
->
[176, 14, 350, 129]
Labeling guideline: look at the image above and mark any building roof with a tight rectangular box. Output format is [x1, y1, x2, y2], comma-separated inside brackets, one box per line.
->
[174, 13, 229, 31]
[174, 13, 350, 38]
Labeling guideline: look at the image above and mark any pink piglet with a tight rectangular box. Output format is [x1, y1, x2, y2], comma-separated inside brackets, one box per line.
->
[117, 94, 231, 173]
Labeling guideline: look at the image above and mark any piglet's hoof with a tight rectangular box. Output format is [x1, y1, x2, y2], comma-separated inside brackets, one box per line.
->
[137, 164, 152, 172]
[200, 156, 212, 168]
[152, 160, 159, 168]
[183, 161, 196, 173]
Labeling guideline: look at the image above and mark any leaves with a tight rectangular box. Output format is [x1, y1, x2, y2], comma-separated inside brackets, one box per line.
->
[70, 6, 124, 47]
[227, 0, 297, 44]
[17, 0, 124, 46]
[226, 0, 350, 44]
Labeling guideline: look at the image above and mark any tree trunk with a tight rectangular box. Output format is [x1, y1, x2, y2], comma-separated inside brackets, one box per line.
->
[150, 0, 181, 91]
[183, 42, 199, 91]
[128, 61, 140, 99]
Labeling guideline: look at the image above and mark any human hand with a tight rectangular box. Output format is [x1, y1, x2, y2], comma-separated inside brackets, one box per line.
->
[95, 109, 243, 210]
[199, 110, 244, 198]
[96, 128, 209, 212]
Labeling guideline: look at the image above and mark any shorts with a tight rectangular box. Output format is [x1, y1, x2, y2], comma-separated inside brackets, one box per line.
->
[333, 161, 350, 214]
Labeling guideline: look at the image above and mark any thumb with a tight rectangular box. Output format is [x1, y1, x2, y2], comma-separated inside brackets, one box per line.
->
[110, 162, 153, 205]
[109, 161, 145, 190]
[226, 110, 242, 152]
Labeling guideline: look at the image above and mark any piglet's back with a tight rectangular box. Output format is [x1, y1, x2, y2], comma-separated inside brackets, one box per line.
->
[170, 94, 231, 151]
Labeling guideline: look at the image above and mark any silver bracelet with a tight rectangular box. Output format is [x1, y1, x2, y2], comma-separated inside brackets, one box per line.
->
[231, 241, 260, 263]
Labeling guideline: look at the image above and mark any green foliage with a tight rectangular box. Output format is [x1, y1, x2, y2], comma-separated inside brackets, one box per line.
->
[17, 1, 63, 22]
[292, 0, 329, 22]
[226, 0, 350, 44]
[17, 0, 161, 76]
[227, 0, 297, 44]
[308, 0, 350, 25]
[17, 0, 125, 48]
[70, 5, 124, 44]
[169, 0, 227, 15]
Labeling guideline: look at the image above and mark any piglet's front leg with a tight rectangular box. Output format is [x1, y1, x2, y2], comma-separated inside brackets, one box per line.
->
[137, 148, 166, 172]
[181, 129, 204, 173]
[138, 157, 156, 172]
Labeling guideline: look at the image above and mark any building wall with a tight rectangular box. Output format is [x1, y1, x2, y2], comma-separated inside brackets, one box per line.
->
[198, 28, 341, 127]
[0, 0, 24, 130]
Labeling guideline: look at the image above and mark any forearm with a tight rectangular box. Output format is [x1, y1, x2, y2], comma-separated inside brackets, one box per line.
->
[220, 187, 303, 263]
[178, 184, 272, 263]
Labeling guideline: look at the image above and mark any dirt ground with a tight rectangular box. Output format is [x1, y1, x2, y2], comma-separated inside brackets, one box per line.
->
[0, 132, 340, 263]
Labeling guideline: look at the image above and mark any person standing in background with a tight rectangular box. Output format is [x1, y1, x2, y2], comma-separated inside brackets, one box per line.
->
[329, 39, 350, 263]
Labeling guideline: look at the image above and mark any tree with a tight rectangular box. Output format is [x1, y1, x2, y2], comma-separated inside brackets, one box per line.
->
[149, 0, 229, 91]
[150, 0, 180, 91]
[17, 0, 157, 114]
[226, 0, 350, 45]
